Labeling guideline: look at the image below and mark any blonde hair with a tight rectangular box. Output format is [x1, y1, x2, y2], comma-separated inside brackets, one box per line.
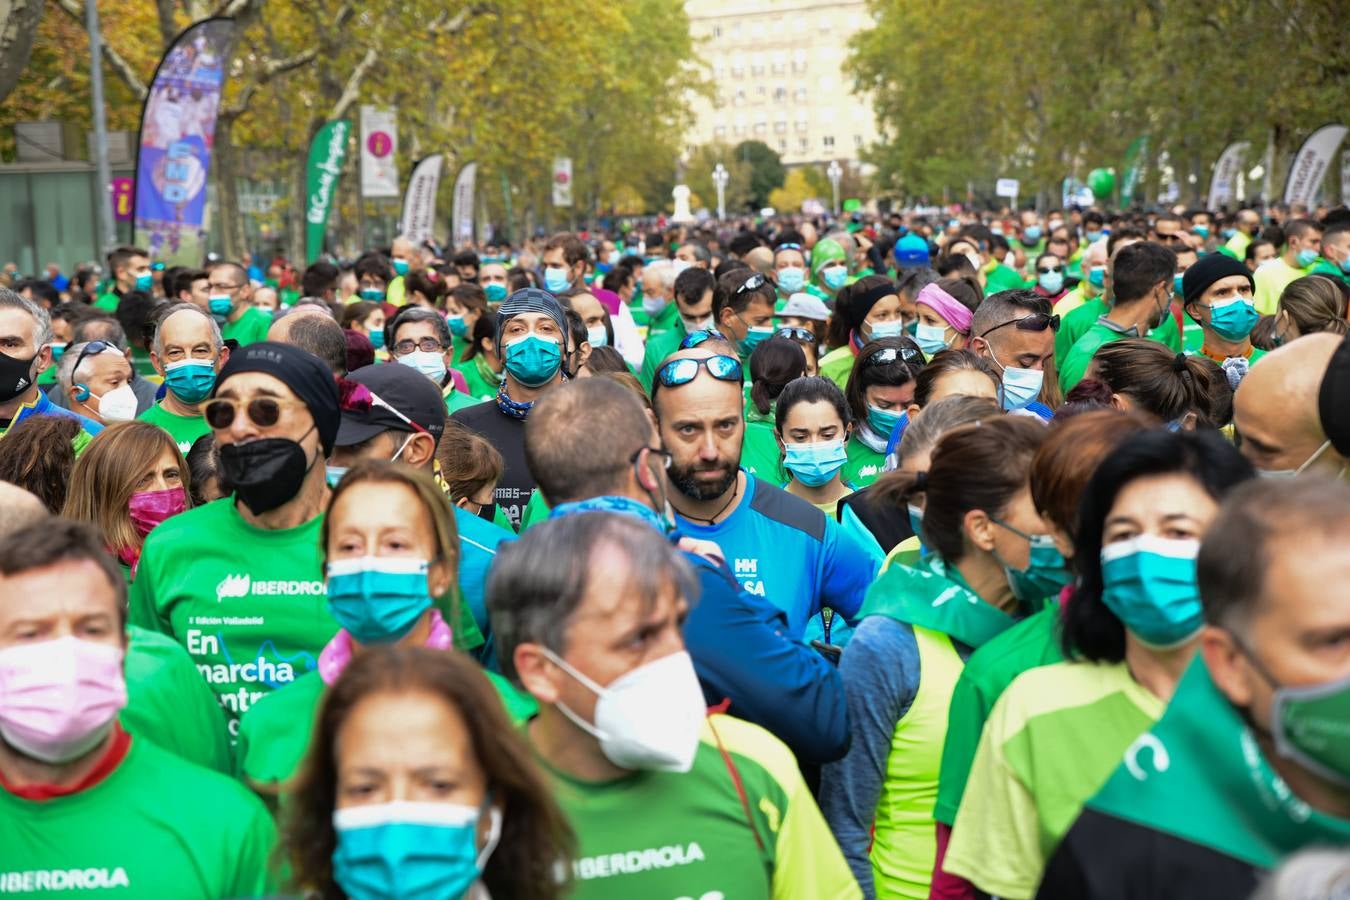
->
[62, 421, 191, 554]
[1278, 275, 1349, 337]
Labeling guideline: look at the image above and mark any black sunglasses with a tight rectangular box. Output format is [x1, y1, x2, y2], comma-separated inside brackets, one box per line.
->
[864, 346, 924, 368]
[978, 312, 1060, 338]
[735, 273, 768, 295]
[205, 396, 307, 430]
[655, 355, 744, 388]
[69, 340, 115, 376]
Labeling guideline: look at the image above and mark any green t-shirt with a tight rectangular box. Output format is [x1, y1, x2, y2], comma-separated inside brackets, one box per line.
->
[93, 291, 120, 312]
[0, 736, 277, 898]
[1058, 322, 1125, 393]
[934, 606, 1063, 826]
[640, 323, 688, 391]
[943, 660, 1163, 898]
[1253, 257, 1307, 316]
[818, 345, 855, 392]
[453, 354, 502, 402]
[129, 497, 336, 740]
[443, 387, 479, 415]
[138, 403, 210, 456]
[220, 307, 272, 347]
[644, 301, 682, 342]
[842, 434, 884, 489]
[741, 421, 787, 486]
[544, 714, 860, 900]
[517, 489, 553, 531]
[1054, 299, 1106, 369]
[121, 624, 232, 774]
[984, 263, 1028, 296]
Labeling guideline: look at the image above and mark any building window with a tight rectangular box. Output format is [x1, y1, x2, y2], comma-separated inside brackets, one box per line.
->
[714, 126, 727, 139]
[854, 134, 864, 149]
[795, 117, 809, 133]
[712, 25, 722, 38]
[773, 86, 787, 103]
[774, 120, 787, 134]
[798, 137, 809, 153]
[733, 89, 746, 106]
[794, 87, 808, 103]
[778, 139, 787, 153]
[754, 121, 768, 136]
[823, 135, 835, 149]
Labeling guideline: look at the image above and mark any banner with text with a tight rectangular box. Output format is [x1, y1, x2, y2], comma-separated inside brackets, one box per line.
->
[132, 17, 236, 266]
[359, 106, 399, 198]
[1208, 141, 1250, 208]
[401, 154, 445, 246]
[1284, 123, 1349, 207]
[304, 119, 351, 263]
[451, 162, 477, 246]
[552, 157, 573, 207]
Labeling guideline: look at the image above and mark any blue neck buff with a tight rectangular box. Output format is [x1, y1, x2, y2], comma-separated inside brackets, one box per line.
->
[550, 494, 672, 534]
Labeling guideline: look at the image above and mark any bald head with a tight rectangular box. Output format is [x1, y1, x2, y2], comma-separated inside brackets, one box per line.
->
[744, 246, 774, 276]
[1083, 240, 1108, 268]
[1234, 332, 1345, 473]
[0, 482, 49, 540]
[267, 304, 332, 342]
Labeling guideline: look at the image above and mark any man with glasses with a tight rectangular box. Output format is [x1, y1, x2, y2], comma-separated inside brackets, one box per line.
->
[206, 261, 270, 347]
[0, 288, 101, 440]
[652, 342, 879, 644]
[140, 304, 229, 454]
[968, 289, 1058, 417]
[451, 288, 569, 529]
[385, 306, 457, 392]
[714, 269, 778, 364]
[130, 342, 340, 740]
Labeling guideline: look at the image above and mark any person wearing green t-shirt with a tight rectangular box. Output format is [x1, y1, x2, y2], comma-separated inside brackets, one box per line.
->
[1060, 242, 1177, 394]
[1218, 208, 1261, 261]
[639, 266, 716, 390]
[943, 428, 1252, 899]
[1054, 239, 1108, 318]
[1180, 252, 1266, 373]
[93, 245, 153, 312]
[1253, 218, 1323, 315]
[0, 520, 277, 899]
[1308, 221, 1350, 289]
[137, 305, 226, 455]
[775, 375, 859, 519]
[206, 261, 271, 347]
[131, 342, 342, 741]
[491, 514, 861, 900]
[839, 336, 920, 487]
[636, 259, 680, 340]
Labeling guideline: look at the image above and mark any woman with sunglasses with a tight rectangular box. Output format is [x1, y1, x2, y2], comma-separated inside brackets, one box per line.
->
[284, 645, 573, 900]
[1032, 253, 1069, 304]
[821, 416, 1049, 899]
[819, 275, 908, 391]
[942, 431, 1253, 900]
[237, 461, 534, 799]
[842, 337, 926, 489]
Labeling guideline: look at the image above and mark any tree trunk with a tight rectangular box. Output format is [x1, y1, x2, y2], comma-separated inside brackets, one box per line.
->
[0, 0, 45, 104]
[215, 120, 247, 261]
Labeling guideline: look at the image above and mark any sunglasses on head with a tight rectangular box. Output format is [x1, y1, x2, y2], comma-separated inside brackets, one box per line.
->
[680, 329, 727, 350]
[69, 340, 116, 376]
[655, 355, 744, 388]
[775, 326, 815, 342]
[205, 395, 308, 430]
[978, 312, 1060, 338]
[775, 243, 803, 252]
[864, 346, 924, 368]
[735, 273, 768, 295]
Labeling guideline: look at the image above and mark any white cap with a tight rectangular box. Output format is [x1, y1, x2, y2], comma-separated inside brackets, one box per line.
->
[779, 293, 830, 321]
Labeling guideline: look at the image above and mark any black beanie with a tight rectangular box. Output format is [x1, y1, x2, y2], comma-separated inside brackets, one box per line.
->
[1182, 253, 1253, 306]
[1319, 334, 1350, 457]
[211, 341, 341, 455]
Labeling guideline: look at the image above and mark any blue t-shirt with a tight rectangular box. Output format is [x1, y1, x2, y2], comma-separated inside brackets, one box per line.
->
[673, 471, 881, 639]
[453, 505, 513, 672]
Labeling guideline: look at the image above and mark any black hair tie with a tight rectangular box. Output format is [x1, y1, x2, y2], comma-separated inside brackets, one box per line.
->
[1173, 353, 1188, 373]
[914, 470, 928, 492]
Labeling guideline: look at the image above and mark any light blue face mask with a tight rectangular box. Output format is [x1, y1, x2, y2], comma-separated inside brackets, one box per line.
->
[359, 287, 385, 302]
[208, 295, 233, 318]
[913, 322, 948, 356]
[325, 466, 348, 489]
[1100, 534, 1203, 649]
[1087, 266, 1106, 289]
[868, 319, 906, 341]
[134, 272, 154, 292]
[484, 282, 508, 303]
[392, 259, 410, 277]
[1205, 296, 1259, 341]
[1296, 248, 1319, 268]
[866, 404, 903, 438]
[163, 360, 217, 404]
[738, 325, 774, 360]
[777, 267, 805, 294]
[325, 556, 432, 644]
[446, 314, 468, 338]
[1023, 226, 1043, 243]
[822, 266, 848, 291]
[1000, 365, 1044, 411]
[1173, 273, 1185, 296]
[783, 439, 849, 487]
[503, 334, 563, 387]
[1038, 270, 1064, 295]
[369, 329, 386, 350]
[543, 267, 571, 294]
[992, 518, 1072, 602]
[586, 325, 608, 348]
[333, 800, 501, 900]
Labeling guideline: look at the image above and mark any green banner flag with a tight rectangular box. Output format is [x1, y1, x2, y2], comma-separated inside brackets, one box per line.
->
[1120, 136, 1149, 208]
[305, 120, 351, 263]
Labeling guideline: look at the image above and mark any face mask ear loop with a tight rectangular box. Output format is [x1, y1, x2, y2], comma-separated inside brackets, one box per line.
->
[475, 801, 504, 870]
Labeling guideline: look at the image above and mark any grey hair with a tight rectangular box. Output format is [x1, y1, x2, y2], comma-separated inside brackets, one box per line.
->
[58, 340, 124, 391]
[0, 287, 52, 346]
[390, 305, 451, 350]
[151, 303, 223, 357]
[71, 317, 127, 350]
[487, 512, 700, 684]
[896, 395, 1002, 467]
[687, 241, 712, 265]
[643, 260, 677, 294]
[970, 288, 1052, 343]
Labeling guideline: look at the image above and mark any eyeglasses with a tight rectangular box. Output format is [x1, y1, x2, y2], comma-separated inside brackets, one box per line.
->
[655, 355, 744, 388]
[978, 312, 1060, 338]
[680, 329, 727, 349]
[864, 346, 923, 368]
[1036, 264, 1063, 274]
[205, 395, 309, 430]
[735, 273, 767, 295]
[1155, 233, 1185, 244]
[393, 337, 446, 355]
[775, 326, 816, 342]
[69, 340, 115, 376]
[629, 445, 672, 468]
[207, 282, 242, 292]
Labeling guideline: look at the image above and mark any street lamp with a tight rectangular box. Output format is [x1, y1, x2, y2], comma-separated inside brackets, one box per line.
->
[712, 163, 729, 221]
[826, 160, 842, 216]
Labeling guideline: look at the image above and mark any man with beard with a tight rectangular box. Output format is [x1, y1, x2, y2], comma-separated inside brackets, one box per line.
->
[651, 340, 880, 645]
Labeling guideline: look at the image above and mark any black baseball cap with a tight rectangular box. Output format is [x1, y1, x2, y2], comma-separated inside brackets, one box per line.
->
[336, 363, 447, 448]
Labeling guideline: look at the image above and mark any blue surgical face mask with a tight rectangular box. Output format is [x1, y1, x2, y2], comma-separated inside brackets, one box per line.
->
[822, 266, 848, 291]
[1340, 256, 1350, 275]
[543, 266, 571, 294]
[866, 404, 903, 438]
[783, 439, 848, 487]
[163, 359, 216, 404]
[1296, 248, 1319, 268]
[1038, 270, 1064, 294]
[134, 272, 154, 292]
[369, 329, 386, 350]
[907, 503, 925, 542]
[914, 321, 948, 356]
[333, 800, 501, 900]
[326, 556, 433, 644]
[868, 319, 905, 341]
[1221, 228, 1237, 239]
[392, 259, 410, 277]
[1172, 274, 1185, 296]
[777, 267, 805, 294]
[1087, 266, 1106, 289]
[992, 519, 1072, 602]
[1023, 226, 1042, 243]
[446, 314, 468, 338]
[208, 295, 233, 319]
[999, 364, 1044, 411]
[586, 325, 608, 348]
[1100, 534, 1203, 649]
[399, 350, 447, 385]
[606, 250, 621, 267]
[1206, 296, 1259, 341]
[359, 287, 385, 302]
[1085, 230, 1104, 244]
[484, 282, 508, 303]
[643, 295, 668, 318]
[1192, 225, 1210, 239]
[503, 333, 563, 387]
[739, 325, 774, 359]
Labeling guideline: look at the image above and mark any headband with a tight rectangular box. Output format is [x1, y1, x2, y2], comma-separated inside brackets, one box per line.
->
[915, 282, 974, 336]
[850, 281, 899, 325]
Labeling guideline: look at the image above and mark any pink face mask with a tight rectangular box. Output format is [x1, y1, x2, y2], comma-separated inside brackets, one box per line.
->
[128, 486, 187, 539]
[0, 636, 126, 764]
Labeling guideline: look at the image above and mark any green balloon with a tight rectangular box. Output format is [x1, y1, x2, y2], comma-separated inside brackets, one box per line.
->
[1088, 168, 1116, 199]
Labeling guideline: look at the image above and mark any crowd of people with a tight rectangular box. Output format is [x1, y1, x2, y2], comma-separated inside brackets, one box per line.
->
[1, 200, 1349, 899]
